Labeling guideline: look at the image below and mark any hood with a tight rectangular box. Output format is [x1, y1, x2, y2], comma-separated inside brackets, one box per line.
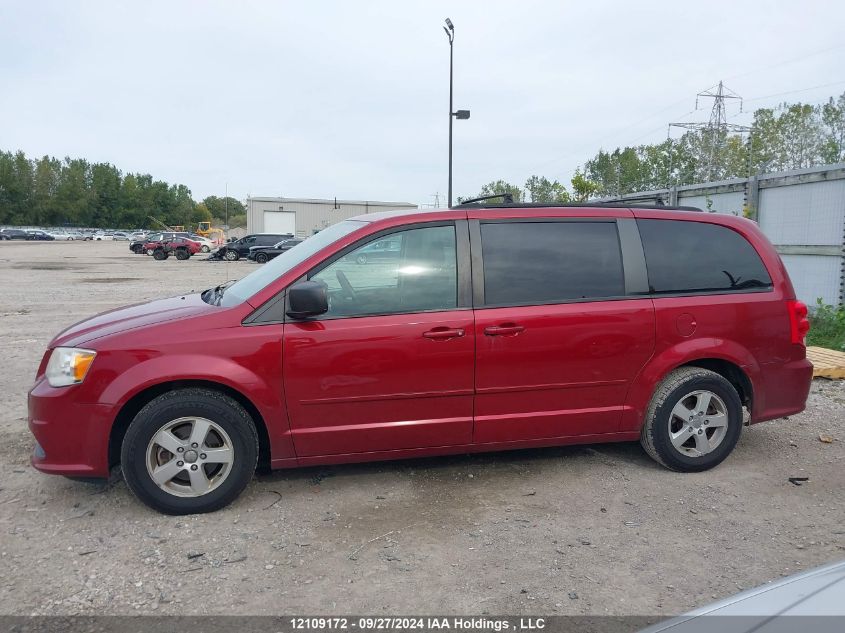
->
[51, 293, 217, 348]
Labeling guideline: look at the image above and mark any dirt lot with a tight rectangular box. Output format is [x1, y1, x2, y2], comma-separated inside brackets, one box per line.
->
[0, 240, 843, 617]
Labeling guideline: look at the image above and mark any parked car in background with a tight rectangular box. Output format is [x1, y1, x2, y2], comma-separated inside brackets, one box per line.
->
[147, 237, 202, 260]
[1, 228, 33, 240]
[50, 231, 84, 241]
[215, 233, 293, 261]
[92, 232, 113, 241]
[111, 231, 130, 241]
[247, 238, 303, 263]
[131, 232, 189, 253]
[27, 203, 813, 514]
[352, 236, 401, 264]
[25, 230, 55, 241]
[188, 234, 215, 253]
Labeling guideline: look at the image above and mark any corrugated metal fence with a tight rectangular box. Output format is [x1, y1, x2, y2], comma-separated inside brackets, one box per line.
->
[599, 163, 845, 306]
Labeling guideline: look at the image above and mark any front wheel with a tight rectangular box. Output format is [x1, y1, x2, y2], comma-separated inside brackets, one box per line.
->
[201, 245, 210, 253]
[153, 249, 168, 260]
[255, 252, 268, 263]
[224, 249, 239, 261]
[641, 367, 743, 472]
[121, 388, 259, 514]
[175, 248, 189, 260]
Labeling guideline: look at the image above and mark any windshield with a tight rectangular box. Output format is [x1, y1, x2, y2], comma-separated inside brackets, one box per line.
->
[218, 220, 366, 307]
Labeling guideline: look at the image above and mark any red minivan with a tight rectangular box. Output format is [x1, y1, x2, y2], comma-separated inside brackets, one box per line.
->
[28, 204, 813, 514]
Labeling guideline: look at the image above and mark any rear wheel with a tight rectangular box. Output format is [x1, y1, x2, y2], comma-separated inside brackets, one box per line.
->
[121, 388, 259, 514]
[175, 248, 189, 260]
[201, 245, 210, 253]
[255, 252, 268, 263]
[132, 245, 143, 254]
[153, 249, 168, 260]
[641, 367, 743, 472]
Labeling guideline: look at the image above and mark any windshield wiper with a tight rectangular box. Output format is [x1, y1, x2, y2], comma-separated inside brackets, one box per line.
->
[210, 280, 236, 305]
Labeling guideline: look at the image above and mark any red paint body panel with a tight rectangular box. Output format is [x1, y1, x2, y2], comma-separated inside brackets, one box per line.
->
[283, 311, 475, 455]
[473, 301, 655, 442]
[27, 206, 813, 479]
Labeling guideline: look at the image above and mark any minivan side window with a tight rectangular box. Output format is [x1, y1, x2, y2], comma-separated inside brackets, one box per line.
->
[637, 219, 772, 294]
[310, 225, 457, 318]
[480, 221, 625, 305]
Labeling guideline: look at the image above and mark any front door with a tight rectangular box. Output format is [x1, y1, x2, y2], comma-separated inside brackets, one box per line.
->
[471, 218, 655, 443]
[283, 222, 475, 457]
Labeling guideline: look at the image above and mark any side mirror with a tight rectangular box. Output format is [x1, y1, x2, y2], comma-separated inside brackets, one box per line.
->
[287, 280, 328, 319]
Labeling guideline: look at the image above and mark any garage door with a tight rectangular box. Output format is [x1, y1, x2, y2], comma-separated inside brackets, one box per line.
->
[263, 211, 296, 234]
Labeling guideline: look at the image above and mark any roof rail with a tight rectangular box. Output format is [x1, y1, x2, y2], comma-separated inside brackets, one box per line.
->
[457, 193, 515, 205]
[451, 201, 703, 212]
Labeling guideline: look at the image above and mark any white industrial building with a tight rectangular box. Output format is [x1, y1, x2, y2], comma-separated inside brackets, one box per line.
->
[246, 197, 417, 237]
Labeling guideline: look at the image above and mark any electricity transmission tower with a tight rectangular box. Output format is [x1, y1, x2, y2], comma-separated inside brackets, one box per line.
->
[668, 81, 751, 185]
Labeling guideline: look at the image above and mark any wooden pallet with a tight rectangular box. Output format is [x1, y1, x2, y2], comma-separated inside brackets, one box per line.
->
[807, 346, 845, 379]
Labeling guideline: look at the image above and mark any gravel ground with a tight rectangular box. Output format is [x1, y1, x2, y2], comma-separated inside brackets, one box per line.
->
[0, 240, 843, 616]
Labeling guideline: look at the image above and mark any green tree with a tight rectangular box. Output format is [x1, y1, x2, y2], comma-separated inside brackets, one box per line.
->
[524, 175, 570, 203]
[202, 195, 245, 221]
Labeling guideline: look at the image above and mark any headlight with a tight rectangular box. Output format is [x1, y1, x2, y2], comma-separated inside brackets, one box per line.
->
[45, 347, 97, 387]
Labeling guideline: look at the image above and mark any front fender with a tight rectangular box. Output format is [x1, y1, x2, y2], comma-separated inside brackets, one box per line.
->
[621, 338, 760, 432]
[96, 352, 294, 460]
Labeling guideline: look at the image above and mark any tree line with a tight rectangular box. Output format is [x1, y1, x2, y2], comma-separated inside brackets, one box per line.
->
[467, 91, 845, 202]
[0, 151, 247, 229]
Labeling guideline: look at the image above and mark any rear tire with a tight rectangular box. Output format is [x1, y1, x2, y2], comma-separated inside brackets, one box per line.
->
[153, 249, 168, 260]
[256, 252, 268, 263]
[175, 248, 189, 260]
[640, 367, 743, 472]
[201, 245, 210, 253]
[121, 388, 259, 514]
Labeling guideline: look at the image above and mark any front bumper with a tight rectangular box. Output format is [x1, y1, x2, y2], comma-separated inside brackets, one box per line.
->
[28, 378, 114, 478]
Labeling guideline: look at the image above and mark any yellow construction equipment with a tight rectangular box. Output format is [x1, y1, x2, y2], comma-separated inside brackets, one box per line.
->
[196, 221, 226, 245]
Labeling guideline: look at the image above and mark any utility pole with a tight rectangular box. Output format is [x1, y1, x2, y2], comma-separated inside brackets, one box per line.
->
[443, 18, 470, 207]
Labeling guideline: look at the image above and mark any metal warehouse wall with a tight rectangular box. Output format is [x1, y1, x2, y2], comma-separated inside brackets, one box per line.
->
[599, 164, 845, 306]
[247, 197, 417, 238]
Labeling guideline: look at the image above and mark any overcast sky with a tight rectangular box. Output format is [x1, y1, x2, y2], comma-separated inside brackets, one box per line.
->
[2, 1, 843, 206]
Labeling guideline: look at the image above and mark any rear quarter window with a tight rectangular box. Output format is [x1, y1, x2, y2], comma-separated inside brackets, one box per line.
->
[637, 219, 772, 294]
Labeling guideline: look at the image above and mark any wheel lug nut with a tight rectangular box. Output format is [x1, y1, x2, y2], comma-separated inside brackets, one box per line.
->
[697, 429, 703, 435]
[177, 461, 184, 467]
[191, 443, 198, 448]
[200, 453, 207, 459]
[177, 447, 184, 453]
[191, 464, 198, 471]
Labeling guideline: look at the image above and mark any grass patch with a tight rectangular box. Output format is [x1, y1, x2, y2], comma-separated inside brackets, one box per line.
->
[807, 300, 845, 351]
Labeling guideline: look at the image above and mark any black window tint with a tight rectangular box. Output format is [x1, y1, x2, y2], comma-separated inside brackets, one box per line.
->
[637, 219, 772, 294]
[481, 222, 625, 305]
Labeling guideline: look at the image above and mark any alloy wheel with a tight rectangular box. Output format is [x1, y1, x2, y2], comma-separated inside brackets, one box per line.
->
[667, 390, 729, 457]
[145, 417, 234, 497]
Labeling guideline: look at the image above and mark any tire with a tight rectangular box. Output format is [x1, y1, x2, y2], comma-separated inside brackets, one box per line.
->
[641, 367, 743, 472]
[201, 245, 210, 253]
[255, 252, 268, 264]
[132, 245, 143, 254]
[120, 388, 259, 514]
[224, 249, 239, 261]
[356, 254, 367, 265]
[175, 248, 189, 260]
[153, 249, 168, 260]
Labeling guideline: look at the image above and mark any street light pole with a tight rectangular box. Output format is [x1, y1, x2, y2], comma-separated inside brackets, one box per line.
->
[443, 19, 471, 208]
[444, 19, 454, 207]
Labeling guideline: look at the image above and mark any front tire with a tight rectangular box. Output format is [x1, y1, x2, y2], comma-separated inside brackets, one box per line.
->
[640, 367, 742, 472]
[175, 248, 189, 260]
[153, 249, 168, 260]
[121, 389, 259, 514]
[255, 252, 268, 263]
[224, 249, 239, 261]
[201, 245, 210, 253]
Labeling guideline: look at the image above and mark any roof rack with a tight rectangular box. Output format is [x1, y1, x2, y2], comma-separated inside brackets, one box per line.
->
[457, 193, 515, 205]
[452, 201, 703, 212]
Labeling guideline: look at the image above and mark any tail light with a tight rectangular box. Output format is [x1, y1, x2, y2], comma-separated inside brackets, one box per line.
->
[787, 300, 810, 345]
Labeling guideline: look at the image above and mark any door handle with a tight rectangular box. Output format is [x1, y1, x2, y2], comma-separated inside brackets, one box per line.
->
[484, 324, 525, 337]
[423, 327, 465, 340]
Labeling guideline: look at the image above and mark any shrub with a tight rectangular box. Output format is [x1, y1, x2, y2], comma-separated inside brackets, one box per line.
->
[807, 299, 845, 350]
